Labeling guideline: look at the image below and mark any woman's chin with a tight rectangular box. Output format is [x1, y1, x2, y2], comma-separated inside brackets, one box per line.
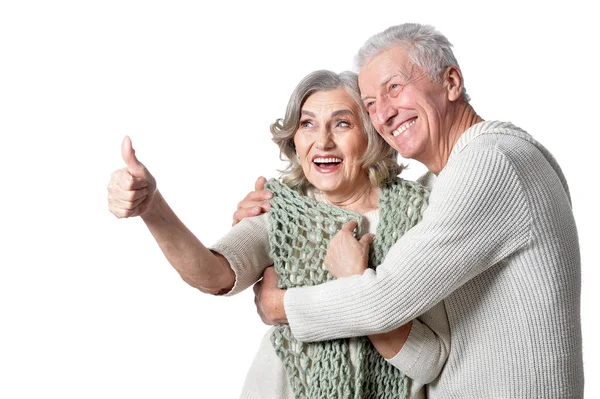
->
[309, 178, 340, 195]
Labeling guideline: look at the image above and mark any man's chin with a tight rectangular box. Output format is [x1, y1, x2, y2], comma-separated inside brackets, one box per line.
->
[385, 139, 405, 155]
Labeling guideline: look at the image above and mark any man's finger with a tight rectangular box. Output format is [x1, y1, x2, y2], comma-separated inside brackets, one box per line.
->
[254, 176, 267, 191]
[233, 206, 261, 223]
[242, 189, 273, 204]
[237, 199, 271, 211]
[259, 202, 271, 212]
[121, 136, 145, 177]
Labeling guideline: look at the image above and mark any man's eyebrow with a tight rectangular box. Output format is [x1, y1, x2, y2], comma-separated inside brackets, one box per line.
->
[380, 74, 400, 89]
[360, 74, 401, 100]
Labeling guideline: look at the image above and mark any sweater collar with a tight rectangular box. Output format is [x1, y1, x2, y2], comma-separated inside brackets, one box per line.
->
[448, 120, 528, 162]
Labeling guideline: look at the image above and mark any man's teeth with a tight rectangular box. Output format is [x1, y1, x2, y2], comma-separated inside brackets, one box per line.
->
[393, 119, 416, 137]
[314, 157, 342, 163]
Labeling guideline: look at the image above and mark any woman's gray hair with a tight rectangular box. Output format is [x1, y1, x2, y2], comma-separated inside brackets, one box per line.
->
[355, 23, 470, 102]
[271, 70, 403, 194]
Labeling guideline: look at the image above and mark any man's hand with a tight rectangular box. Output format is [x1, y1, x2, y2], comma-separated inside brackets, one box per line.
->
[325, 220, 374, 278]
[107, 136, 157, 218]
[232, 176, 273, 226]
[253, 267, 288, 325]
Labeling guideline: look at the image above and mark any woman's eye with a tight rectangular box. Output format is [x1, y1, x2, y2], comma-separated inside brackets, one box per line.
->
[390, 83, 400, 91]
[336, 120, 350, 128]
[299, 120, 313, 128]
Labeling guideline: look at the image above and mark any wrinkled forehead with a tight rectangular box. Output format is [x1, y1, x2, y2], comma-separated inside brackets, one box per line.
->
[358, 46, 418, 96]
[301, 88, 360, 116]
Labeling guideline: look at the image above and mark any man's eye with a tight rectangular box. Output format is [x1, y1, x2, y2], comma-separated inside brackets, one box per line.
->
[364, 101, 376, 113]
[390, 83, 400, 91]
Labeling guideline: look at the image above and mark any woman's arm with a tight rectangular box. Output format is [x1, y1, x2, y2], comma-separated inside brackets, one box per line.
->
[107, 136, 235, 295]
[367, 324, 412, 360]
[383, 302, 450, 384]
[141, 191, 235, 295]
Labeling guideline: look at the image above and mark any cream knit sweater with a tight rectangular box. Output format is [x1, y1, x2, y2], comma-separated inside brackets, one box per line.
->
[283, 121, 583, 398]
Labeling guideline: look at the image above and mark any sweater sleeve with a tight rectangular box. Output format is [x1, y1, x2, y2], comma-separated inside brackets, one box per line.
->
[386, 300, 450, 384]
[284, 143, 532, 341]
[209, 213, 273, 296]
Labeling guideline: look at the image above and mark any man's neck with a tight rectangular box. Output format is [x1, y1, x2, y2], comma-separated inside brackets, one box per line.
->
[427, 103, 483, 174]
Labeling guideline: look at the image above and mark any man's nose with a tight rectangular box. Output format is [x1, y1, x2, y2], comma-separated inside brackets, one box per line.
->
[375, 98, 397, 126]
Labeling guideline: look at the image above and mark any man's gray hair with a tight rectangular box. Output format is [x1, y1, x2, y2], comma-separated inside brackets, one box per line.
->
[271, 70, 403, 194]
[355, 23, 470, 102]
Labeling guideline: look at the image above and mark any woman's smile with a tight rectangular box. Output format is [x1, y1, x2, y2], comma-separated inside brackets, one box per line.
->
[312, 154, 343, 173]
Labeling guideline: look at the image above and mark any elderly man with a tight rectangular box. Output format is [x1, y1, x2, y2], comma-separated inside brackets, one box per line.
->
[246, 23, 583, 398]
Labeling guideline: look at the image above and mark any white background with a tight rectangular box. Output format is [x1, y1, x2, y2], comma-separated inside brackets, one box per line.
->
[1, 1, 598, 397]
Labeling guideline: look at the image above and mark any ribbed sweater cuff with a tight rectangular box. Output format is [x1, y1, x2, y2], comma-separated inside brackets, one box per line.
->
[284, 282, 356, 341]
[284, 287, 315, 341]
[386, 318, 441, 383]
[209, 242, 256, 297]
[208, 214, 271, 297]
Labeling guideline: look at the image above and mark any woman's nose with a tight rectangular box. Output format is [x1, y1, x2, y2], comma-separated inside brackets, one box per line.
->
[315, 127, 334, 150]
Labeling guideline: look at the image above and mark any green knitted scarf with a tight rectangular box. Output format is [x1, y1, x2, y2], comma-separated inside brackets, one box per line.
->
[265, 177, 430, 399]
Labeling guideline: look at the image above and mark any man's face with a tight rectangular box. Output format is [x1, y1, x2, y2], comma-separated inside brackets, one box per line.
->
[358, 46, 449, 164]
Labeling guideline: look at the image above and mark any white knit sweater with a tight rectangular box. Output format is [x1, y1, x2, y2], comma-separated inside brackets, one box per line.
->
[283, 121, 584, 398]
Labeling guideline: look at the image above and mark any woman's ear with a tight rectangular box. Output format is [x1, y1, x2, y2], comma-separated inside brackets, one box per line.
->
[444, 66, 464, 102]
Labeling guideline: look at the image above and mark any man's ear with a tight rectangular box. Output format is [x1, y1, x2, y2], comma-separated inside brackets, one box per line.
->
[444, 66, 464, 102]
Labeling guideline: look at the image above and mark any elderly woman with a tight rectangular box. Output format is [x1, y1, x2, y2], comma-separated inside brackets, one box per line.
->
[107, 70, 449, 399]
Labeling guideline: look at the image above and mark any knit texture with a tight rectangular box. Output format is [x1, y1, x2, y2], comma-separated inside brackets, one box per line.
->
[284, 121, 583, 398]
[265, 178, 429, 399]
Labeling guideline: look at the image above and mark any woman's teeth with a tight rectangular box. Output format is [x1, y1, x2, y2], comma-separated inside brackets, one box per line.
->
[393, 119, 416, 137]
[314, 157, 342, 164]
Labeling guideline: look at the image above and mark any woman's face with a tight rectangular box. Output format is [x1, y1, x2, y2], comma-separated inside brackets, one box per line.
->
[294, 88, 369, 197]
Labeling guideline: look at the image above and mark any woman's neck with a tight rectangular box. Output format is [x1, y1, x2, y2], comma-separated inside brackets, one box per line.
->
[323, 179, 379, 214]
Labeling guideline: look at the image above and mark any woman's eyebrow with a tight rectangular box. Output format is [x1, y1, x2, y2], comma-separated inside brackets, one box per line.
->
[331, 109, 354, 118]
